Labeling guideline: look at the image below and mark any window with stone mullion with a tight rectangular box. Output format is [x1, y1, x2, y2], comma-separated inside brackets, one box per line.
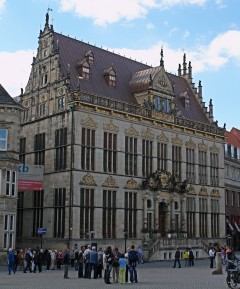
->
[102, 190, 116, 239]
[157, 142, 167, 171]
[103, 132, 117, 173]
[186, 148, 195, 183]
[199, 198, 208, 238]
[53, 188, 66, 238]
[186, 197, 196, 238]
[124, 192, 137, 238]
[34, 133, 45, 165]
[81, 128, 95, 171]
[172, 145, 182, 180]
[32, 190, 44, 237]
[199, 151, 207, 185]
[55, 128, 67, 171]
[125, 136, 138, 176]
[211, 199, 219, 238]
[210, 153, 219, 186]
[79, 188, 94, 239]
[142, 140, 153, 177]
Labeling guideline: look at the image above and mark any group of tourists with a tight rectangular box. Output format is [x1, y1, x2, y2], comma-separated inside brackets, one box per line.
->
[7, 244, 143, 284]
[172, 247, 195, 268]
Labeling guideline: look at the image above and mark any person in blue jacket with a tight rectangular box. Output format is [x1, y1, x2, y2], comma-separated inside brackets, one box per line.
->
[7, 248, 15, 274]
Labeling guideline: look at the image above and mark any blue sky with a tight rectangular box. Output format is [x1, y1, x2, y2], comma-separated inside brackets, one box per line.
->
[0, 0, 240, 130]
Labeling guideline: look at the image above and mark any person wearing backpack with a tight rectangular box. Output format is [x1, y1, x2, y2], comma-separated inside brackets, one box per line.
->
[188, 249, 195, 266]
[128, 245, 139, 283]
[112, 247, 121, 283]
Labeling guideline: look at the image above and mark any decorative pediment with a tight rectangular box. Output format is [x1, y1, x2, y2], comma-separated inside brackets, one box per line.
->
[198, 141, 207, 151]
[102, 176, 118, 188]
[103, 119, 119, 132]
[210, 188, 220, 198]
[79, 173, 97, 186]
[152, 69, 173, 92]
[172, 134, 183, 145]
[157, 132, 169, 143]
[187, 185, 197, 195]
[125, 126, 139, 137]
[198, 186, 208, 197]
[124, 178, 139, 190]
[81, 116, 97, 128]
[210, 144, 219, 154]
[186, 138, 196, 149]
[142, 128, 154, 140]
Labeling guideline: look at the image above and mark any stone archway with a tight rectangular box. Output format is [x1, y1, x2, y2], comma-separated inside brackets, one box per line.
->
[159, 201, 168, 237]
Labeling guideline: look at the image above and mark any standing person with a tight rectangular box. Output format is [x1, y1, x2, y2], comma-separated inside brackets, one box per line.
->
[125, 248, 130, 283]
[221, 246, 226, 265]
[183, 248, 189, 266]
[89, 246, 98, 279]
[7, 248, 15, 275]
[128, 245, 139, 283]
[63, 248, 70, 279]
[45, 249, 51, 271]
[17, 249, 24, 272]
[56, 250, 63, 270]
[209, 247, 215, 268]
[104, 245, 114, 284]
[172, 248, 181, 268]
[188, 249, 194, 266]
[77, 246, 84, 278]
[119, 254, 127, 284]
[23, 249, 32, 273]
[83, 245, 91, 278]
[112, 247, 121, 283]
[137, 246, 144, 264]
[97, 247, 104, 278]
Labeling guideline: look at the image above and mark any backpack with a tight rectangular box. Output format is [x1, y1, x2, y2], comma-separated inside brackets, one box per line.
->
[128, 250, 138, 264]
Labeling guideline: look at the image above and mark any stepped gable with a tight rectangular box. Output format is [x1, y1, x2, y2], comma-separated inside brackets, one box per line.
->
[168, 73, 210, 124]
[0, 84, 17, 105]
[53, 32, 150, 104]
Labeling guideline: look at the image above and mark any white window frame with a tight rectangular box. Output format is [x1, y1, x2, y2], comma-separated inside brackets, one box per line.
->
[0, 128, 8, 151]
[6, 170, 17, 196]
[4, 213, 15, 250]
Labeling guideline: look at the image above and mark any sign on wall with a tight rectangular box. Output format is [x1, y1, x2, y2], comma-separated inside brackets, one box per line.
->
[18, 164, 44, 191]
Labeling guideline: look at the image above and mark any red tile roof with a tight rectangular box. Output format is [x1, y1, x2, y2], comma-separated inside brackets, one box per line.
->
[225, 130, 240, 148]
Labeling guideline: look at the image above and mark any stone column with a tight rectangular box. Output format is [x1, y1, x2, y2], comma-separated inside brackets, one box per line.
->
[180, 194, 187, 236]
[195, 196, 200, 237]
[154, 195, 160, 230]
[142, 193, 148, 229]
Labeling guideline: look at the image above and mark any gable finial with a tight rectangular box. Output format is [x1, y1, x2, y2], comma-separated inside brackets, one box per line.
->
[160, 47, 164, 67]
[183, 53, 187, 76]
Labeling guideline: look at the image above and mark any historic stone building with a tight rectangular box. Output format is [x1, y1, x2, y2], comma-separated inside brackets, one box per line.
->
[0, 84, 23, 258]
[225, 128, 240, 250]
[17, 13, 226, 259]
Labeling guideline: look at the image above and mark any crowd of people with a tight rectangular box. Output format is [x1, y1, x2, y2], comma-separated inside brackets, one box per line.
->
[7, 245, 144, 284]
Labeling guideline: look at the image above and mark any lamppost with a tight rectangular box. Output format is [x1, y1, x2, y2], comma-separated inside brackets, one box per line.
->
[123, 229, 128, 253]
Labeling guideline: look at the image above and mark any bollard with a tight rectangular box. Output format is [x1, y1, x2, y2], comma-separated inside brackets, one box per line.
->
[212, 252, 223, 275]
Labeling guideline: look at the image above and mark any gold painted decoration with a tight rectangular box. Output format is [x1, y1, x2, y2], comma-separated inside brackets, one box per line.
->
[102, 175, 118, 188]
[80, 173, 97, 186]
[81, 116, 97, 128]
[198, 141, 208, 151]
[125, 178, 139, 190]
[103, 119, 119, 132]
[199, 186, 209, 196]
[210, 143, 219, 154]
[210, 188, 220, 198]
[157, 131, 169, 143]
[172, 134, 183, 145]
[125, 126, 139, 137]
[185, 138, 196, 149]
[187, 185, 196, 195]
[142, 127, 154, 140]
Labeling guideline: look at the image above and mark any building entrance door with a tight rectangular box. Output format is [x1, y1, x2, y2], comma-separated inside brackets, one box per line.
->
[159, 201, 168, 238]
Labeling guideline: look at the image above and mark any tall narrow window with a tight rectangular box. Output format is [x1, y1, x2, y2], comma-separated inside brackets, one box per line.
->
[34, 133, 45, 165]
[186, 197, 195, 237]
[32, 190, 44, 237]
[125, 136, 137, 176]
[58, 96, 65, 110]
[186, 148, 195, 183]
[124, 192, 137, 238]
[81, 128, 95, 171]
[80, 188, 94, 239]
[19, 137, 26, 164]
[211, 199, 219, 238]
[0, 128, 8, 151]
[53, 188, 66, 238]
[55, 128, 67, 171]
[210, 153, 219, 186]
[6, 170, 16, 196]
[199, 150, 207, 185]
[4, 214, 15, 249]
[172, 145, 182, 180]
[142, 140, 153, 177]
[199, 198, 208, 238]
[103, 132, 117, 173]
[102, 190, 116, 239]
[16, 191, 24, 237]
[157, 142, 167, 171]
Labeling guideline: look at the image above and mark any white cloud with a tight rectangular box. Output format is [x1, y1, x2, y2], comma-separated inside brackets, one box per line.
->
[0, 50, 33, 97]
[0, 0, 6, 11]
[146, 22, 154, 30]
[183, 31, 190, 39]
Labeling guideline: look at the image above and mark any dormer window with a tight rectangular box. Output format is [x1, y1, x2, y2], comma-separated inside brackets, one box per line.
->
[104, 67, 116, 87]
[180, 92, 190, 109]
[77, 59, 90, 79]
[86, 50, 94, 65]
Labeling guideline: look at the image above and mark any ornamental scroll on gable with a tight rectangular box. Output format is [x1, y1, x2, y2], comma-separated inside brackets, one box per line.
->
[103, 119, 119, 132]
[124, 178, 139, 190]
[199, 186, 208, 197]
[102, 176, 118, 188]
[81, 116, 97, 128]
[142, 170, 188, 193]
[157, 132, 168, 143]
[142, 128, 154, 140]
[210, 188, 220, 198]
[125, 126, 139, 137]
[80, 173, 97, 186]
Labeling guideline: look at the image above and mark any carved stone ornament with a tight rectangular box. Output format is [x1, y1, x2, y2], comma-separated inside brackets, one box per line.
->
[125, 126, 139, 137]
[198, 186, 209, 197]
[210, 144, 219, 154]
[187, 185, 196, 195]
[141, 128, 154, 140]
[58, 87, 65, 96]
[157, 132, 169, 143]
[125, 178, 139, 190]
[102, 176, 118, 188]
[172, 134, 183, 145]
[210, 188, 220, 198]
[103, 119, 119, 132]
[81, 116, 97, 128]
[185, 138, 196, 149]
[198, 141, 208, 151]
[80, 173, 97, 186]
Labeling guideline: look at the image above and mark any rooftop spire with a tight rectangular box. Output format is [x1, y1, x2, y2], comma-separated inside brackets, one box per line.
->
[183, 53, 187, 76]
[160, 48, 164, 67]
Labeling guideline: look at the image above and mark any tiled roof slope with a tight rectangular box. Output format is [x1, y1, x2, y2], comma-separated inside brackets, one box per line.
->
[0, 83, 17, 105]
[226, 128, 240, 148]
[53, 32, 210, 124]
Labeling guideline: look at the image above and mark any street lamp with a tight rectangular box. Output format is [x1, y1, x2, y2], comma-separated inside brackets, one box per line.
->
[123, 229, 128, 253]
